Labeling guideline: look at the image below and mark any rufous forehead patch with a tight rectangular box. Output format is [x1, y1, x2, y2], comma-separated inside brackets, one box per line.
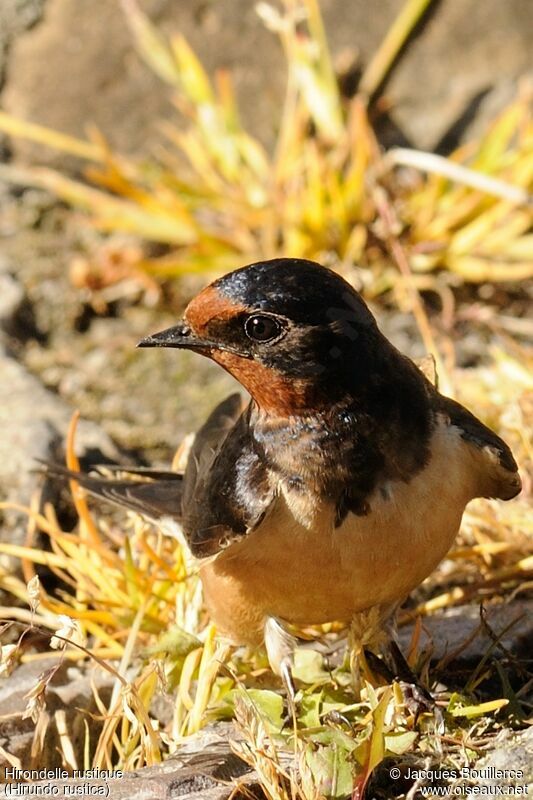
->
[185, 284, 248, 334]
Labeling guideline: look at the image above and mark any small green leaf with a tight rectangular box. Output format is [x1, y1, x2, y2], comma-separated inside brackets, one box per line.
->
[293, 647, 330, 684]
[145, 625, 200, 658]
[367, 686, 392, 773]
[305, 742, 355, 799]
[238, 688, 284, 732]
[384, 730, 418, 755]
[450, 698, 509, 718]
[299, 691, 323, 728]
[309, 726, 359, 753]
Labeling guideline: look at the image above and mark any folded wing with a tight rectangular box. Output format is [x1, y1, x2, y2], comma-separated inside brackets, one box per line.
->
[438, 396, 521, 501]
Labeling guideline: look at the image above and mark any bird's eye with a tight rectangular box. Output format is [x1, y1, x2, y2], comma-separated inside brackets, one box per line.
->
[244, 314, 283, 343]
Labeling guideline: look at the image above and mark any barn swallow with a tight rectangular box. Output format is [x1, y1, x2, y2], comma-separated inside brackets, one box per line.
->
[45, 258, 521, 703]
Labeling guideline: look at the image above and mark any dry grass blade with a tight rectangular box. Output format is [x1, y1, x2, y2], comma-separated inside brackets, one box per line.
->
[0, 111, 102, 161]
[387, 147, 533, 206]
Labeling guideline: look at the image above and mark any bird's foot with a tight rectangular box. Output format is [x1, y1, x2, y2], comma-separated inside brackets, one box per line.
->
[398, 680, 444, 730]
[280, 655, 299, 729]
[360, 641, 443, 730]
[385, 641, 444, 730]
[264, 617, 300, 728]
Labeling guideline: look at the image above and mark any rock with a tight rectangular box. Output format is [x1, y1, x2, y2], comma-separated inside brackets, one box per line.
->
[457, 73, 533, 147]
[0, 273, 25, 334]
[397, 599, 533, 665]
[1, 0, 284, 166]
[318, 600, 533, 695]
[0, 0, 46, 160]
[0, 0, 45, 87]
[473, 727, 533, 789]
[2, 0, 531, 167]
[383, 0, 532, 151]
[0, 259, 45, 346]
[0, 343, 122, 545]
[0, 713, 258, 799]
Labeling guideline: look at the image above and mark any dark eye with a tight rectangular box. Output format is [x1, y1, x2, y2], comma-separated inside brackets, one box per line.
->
[244, 314, 283, 343]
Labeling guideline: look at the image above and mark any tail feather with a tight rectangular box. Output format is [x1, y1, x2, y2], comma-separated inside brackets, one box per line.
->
[40, 461, 184, 524]
[92, 464, 183, 482]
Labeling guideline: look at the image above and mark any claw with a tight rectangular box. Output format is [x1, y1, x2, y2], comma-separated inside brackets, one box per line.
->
[385, 640, 443, 729]
[399, 681, 445, 731]
[280, 656, 296, 702]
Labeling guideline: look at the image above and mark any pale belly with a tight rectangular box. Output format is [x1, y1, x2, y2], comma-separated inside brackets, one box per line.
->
[200, 422, 476, 644]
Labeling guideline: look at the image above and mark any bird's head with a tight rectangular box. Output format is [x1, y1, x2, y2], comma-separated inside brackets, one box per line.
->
[138, 258, 383, 415]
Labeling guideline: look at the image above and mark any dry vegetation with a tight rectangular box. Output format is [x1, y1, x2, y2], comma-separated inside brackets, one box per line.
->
[0, 0, 531, 797]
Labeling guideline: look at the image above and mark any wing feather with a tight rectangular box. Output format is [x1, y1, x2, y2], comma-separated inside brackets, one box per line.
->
[42, 393, 275, 559]
[438, 396, 521, 500]
[41, 461, 183, 522]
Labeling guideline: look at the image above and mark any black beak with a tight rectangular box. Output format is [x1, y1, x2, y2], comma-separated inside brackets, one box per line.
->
[137, 322, 212, 350]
